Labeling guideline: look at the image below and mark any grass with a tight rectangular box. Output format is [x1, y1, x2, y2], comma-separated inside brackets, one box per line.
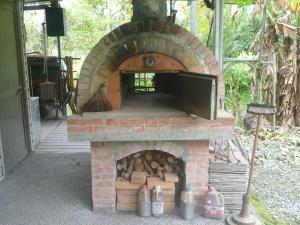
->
[251, 194, 297, 225]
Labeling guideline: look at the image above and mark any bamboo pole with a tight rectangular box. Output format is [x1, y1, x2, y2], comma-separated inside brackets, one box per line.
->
[257, 1, 268, 104]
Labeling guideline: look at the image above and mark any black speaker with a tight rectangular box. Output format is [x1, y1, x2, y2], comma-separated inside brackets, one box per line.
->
[45, 7, 67, 36]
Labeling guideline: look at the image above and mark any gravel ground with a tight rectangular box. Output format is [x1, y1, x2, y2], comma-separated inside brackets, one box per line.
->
[0, 152, 223, 225]
[236, 127, 300, 223]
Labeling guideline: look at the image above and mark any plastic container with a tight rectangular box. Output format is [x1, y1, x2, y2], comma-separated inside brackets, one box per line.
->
[151, 185, 164, 217]
[138, 184, 151, 217]
[203, 186, 224, 220]
[180, 187, 194, 220]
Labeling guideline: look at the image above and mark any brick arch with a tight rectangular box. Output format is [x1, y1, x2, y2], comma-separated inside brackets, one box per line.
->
[116, 141, 186, 160]
[77, 20, 224, 110]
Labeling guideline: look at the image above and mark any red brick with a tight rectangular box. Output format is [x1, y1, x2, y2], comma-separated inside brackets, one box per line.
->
[159, 125, 171, 132]
[185, 160, 198, 170]
[119, 126, 132, 133]
[67, 119, 78, 126]
[91, 168, 114, 177]
[105, 119, 119, 125]
[182, 123, 209, 132]
[97, 161, 114, 169]
[222, 117, 235, 126]
[187, 141, 209, 149]
[67, 126, 79, 133]
[93, 180, 115, 187]
[104, 126, 120, 133]
[79, 126, 92, 132]
[132, 126, 144, 132]
[158, 118, 171, 124]
[145, 118, 158, 125]
[171, 124, 182, 132]
[144, 125, 158, 132]
[198, 159, 209, 168]
[119, 118, 144, 125]
[79, 119, 103, 126]
[93, 154, 114, 161]
[93, 126, 105, 132]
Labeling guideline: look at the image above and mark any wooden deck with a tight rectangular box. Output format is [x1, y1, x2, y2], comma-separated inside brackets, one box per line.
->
[36, 119, 90, 153]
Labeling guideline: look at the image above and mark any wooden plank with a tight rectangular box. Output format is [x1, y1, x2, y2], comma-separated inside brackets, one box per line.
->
[147, 177, 175, 190]
[164, 201, 176, 212]
[117, 202, 137, 211]
[117, 189, 139, 196]
[164, 194, 175, 202]
[131, 171, 147, 185]
[164, 173, 179, 183]
[116, 178, 141, 190]
[117, 195, 137, 204]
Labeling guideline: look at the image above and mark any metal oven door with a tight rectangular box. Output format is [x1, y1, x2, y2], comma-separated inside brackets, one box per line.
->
[175, 72, 217, 120]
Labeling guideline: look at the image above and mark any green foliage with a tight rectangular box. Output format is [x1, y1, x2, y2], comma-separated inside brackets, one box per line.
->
[60, 0, 131, 57]
[224, 63, 252, 110]
[223, 6, 261, 58]
[230, 0, 256, 7]
[24, 0, 132, 74]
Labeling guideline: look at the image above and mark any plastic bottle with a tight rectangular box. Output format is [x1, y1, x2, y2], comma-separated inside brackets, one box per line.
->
[138, 184, 151, 217]
[180, 187, 194, 220]
[203, 186, 224, 220]
[151, 185, 164, 217]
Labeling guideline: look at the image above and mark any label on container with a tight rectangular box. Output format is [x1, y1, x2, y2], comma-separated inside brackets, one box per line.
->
[152, 201, 164, 215]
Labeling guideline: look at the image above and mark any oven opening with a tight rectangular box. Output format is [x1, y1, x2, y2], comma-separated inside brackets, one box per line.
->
[121, 72, 177, 110]
[121, 71, 217, 120]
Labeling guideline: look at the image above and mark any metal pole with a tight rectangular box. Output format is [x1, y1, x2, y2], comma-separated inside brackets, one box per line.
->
[190, 0, 196, 35]
[214, 0, 224, 70]
[57, 36, 66, 117]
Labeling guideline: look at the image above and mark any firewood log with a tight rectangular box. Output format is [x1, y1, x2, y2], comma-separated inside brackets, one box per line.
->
[145, 154, 152, 161]
[124, 172, 131, 180]
[150, 161, 159, 169]
[164, 162, 174, 173]
[121, 158, 128, 170]
[154, 154, 161, 160]
[127, 158, 134, 174]
[134, 162, 144, 172]
[117, 163, 122, 171]
[135, 158, 142, 164]
[167, 156, 175, 164]
[142, 158, 154, 175]
[157, 170, 164, 179]
[133, 153, 141, 158]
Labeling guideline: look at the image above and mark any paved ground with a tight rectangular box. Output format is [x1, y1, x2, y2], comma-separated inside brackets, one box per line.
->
[0, 120, 224, 225]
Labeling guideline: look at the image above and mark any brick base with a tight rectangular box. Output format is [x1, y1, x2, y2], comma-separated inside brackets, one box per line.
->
[90, 140, 209, 211]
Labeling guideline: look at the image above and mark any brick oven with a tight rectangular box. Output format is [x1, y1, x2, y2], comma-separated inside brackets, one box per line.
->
[67, 0, 235, 213]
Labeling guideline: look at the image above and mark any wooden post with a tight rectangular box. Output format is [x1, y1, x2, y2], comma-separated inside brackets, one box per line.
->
[272, 54, 277, 129]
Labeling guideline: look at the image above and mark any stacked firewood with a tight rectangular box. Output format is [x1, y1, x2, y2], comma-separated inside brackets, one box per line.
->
[116, 151, 183, 212]
[116, 150, 184, 180]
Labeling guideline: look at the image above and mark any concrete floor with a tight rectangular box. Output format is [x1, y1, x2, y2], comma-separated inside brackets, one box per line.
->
[0, 120, 224, 225]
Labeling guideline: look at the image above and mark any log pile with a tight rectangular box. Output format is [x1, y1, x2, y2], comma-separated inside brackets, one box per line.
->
[115, 151, 182, 212]
[116, 150, 184, 181]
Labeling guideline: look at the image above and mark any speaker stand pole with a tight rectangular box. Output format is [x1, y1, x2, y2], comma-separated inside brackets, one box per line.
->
[57, 36, 66, 117]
